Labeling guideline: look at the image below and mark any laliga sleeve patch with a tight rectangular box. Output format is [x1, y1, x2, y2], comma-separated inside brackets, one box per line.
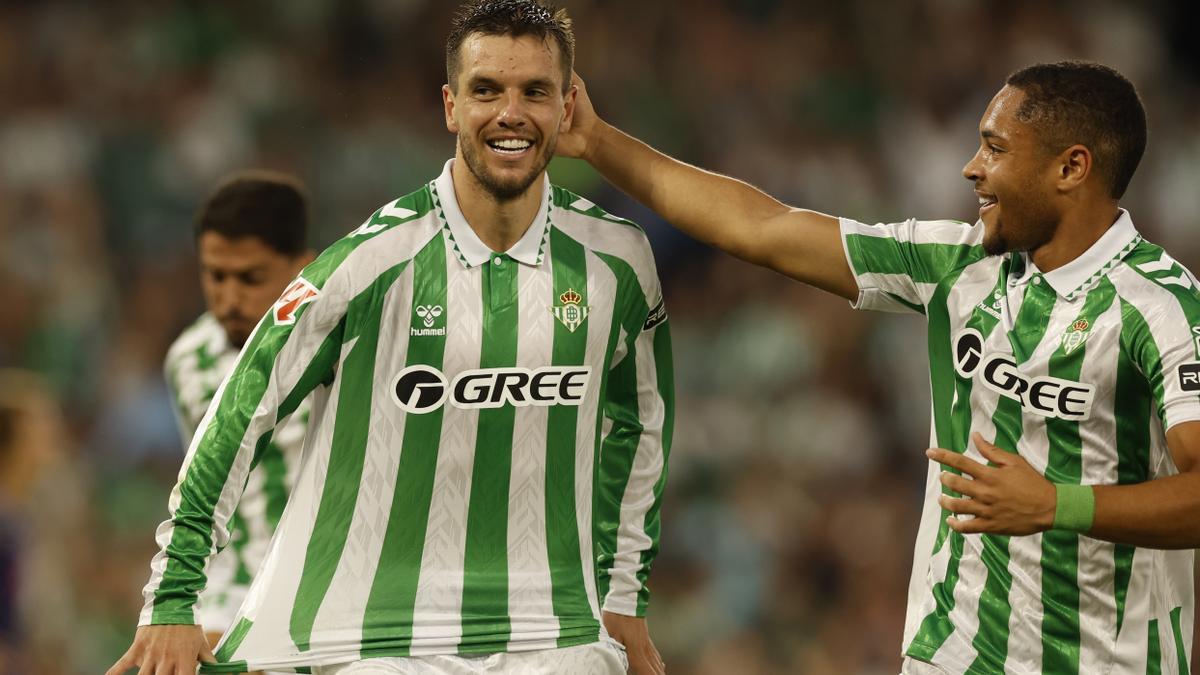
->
[273, 277, 320, 325]
[1180, 363, 1200, 392]
[643, 299, 667, 331]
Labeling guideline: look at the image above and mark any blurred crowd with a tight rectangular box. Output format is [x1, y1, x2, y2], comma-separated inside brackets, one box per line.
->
[1, 1, 1198, 673]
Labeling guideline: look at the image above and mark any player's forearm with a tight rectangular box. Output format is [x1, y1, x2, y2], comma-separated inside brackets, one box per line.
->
[1088, 472, 1200, 548]
[585, 120, 789, 263]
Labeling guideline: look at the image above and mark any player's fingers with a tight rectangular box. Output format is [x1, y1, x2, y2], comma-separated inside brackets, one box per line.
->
[200, 641, 217, 663]
[971, 432, 1012, 465]
[105, 650, 138, 675]
[939, 471, 979, 497]
[927, 448, 987, 477]
[946, 515, 990, 534]
[939, 495, 985, 516]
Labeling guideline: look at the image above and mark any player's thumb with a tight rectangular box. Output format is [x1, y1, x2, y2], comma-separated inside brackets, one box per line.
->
[199, 641, 218, 664]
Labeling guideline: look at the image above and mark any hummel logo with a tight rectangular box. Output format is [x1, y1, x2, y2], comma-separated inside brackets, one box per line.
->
[411, 304, 446, 337]
[416, 305, 443, 328]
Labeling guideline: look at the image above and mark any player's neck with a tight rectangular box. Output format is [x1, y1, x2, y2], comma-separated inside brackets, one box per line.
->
[1029, 201, 1121, 274]
[451, 160, 543, 254]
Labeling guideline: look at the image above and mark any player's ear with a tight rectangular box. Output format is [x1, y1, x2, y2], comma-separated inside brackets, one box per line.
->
[1056, 144, 1090, 193]
[443, 84, 460, 134]
[560, 83, 577, 133]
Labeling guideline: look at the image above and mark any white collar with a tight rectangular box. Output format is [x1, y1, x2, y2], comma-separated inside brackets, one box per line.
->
[1009, 208, 1141, 299]
[432, 159, 552, 268]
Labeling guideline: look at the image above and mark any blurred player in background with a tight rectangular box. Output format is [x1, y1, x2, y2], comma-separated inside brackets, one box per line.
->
[110, 1, 672, 673]
[164, 171, 315, 673]
[561, 62, 1200, 674]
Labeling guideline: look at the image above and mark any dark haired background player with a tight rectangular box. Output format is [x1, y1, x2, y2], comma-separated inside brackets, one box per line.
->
[164, 171, 316, 675]
[109, 1, 671, 673]
[560, 62, 1200, 673]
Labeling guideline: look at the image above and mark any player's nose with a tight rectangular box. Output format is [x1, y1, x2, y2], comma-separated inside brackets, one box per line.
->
[496, 91, 527, 127]
[962, 149, 984, 181]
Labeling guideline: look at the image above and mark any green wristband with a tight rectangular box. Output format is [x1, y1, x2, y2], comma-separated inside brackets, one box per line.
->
[1053, 484, 1095, 533]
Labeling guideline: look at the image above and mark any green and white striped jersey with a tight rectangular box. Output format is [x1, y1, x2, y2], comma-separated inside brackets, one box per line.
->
[164, 313, 308, 634]
[140, 160, 674, 673]
[841, 210, 1199, 674]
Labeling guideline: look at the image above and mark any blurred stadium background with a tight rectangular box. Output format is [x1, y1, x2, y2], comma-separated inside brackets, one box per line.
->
[1, 1, 1199, 673]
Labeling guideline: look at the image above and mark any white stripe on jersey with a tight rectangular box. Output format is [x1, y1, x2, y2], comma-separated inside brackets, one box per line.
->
[409, 243, 484, 655]
[505, 258, 560, 649]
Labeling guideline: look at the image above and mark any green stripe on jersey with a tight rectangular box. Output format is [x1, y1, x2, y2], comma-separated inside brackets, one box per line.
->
[361, 234, 450, 653]
[591, 251, 651, 609]
[1039, 281, 1116, 674]
[1147, 618, 1162, 675]
[459, 251, 520, 650]
[1113, 296, 1156, 635]
[1169, 606, 1189, 674]
[967, 276, 1056, 673]
[152, 291, 346, 624]
[845, 233, 981, 284]
[290, 261, 410, 651]
[636, 319, 674, 615]
[909, 267, 1002, 660]
[545, 226, 598, 646]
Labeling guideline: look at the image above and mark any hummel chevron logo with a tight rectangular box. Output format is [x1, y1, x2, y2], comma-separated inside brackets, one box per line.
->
[1136, 252, 1197, 289]
[351, 199, 419, 237]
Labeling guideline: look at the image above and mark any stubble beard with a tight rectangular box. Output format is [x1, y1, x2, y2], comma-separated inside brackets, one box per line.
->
[982, 210, 1058, 257]
[459, 132, 555, 202]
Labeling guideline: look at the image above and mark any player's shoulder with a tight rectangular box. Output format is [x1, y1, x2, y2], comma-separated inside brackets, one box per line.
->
[1112, 239, 1200, 344]
[1116, 239, 1200, 306]
[166, 313, 224, 368]
[305, 184, 443, 291]
[550, 185, 654, 262]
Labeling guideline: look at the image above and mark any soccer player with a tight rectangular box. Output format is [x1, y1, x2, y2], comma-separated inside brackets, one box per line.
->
[558, 63, 1200, 673]
[108, 1, 672, 674]
[164, 171, 316, 673]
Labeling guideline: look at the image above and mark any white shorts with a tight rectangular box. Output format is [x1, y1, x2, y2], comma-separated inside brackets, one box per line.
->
[900, 657, 949, 675]
[312, 640, 628, 675]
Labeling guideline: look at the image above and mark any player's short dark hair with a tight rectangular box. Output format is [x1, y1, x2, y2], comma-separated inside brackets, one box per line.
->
[1005, 61, 1147, 199]
[446, 0, 574, 93]
[194, 170, 309, 256]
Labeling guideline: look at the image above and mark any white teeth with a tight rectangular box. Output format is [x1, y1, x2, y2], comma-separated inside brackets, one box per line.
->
[490, 139, 531, 151]
[978, 196, 996, 206]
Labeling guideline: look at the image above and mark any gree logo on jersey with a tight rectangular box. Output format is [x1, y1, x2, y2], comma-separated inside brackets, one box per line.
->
[1180, 363, 1200, 392]
[391, 365, 592, 414]
[953, 329, 1095, 421]
[273, 277, 319, 325]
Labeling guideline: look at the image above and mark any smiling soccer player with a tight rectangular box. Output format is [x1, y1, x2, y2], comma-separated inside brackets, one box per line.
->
[109, 2, 672, 674]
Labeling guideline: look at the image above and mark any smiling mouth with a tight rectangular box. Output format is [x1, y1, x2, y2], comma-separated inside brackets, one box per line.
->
[487, 138, 533, 156]
[977, 193, 997, 214]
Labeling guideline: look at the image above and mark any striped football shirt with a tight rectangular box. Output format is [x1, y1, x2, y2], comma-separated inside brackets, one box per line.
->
[841, 210, 1199, 674]
[165, 312, 308, 634]
[141, 160, 674, 673]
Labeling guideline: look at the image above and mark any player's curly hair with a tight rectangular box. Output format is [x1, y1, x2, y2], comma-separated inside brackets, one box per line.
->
[1006, 61, 1147, 200]
[446, 0, 574, 93]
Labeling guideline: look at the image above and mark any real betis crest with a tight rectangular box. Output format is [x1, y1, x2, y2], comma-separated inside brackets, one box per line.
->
[1062, 318, 1091, 355]
[551, 288, 589, 333]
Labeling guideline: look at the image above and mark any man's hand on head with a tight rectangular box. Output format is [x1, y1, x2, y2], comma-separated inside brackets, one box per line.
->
[555, 72, 605, 162]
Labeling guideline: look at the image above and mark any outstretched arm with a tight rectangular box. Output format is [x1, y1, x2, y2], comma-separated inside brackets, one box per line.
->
[557, 73, 857, 300]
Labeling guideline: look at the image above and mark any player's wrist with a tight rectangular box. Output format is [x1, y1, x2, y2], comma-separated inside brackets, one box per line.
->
[1052, 483, 1095, 533]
